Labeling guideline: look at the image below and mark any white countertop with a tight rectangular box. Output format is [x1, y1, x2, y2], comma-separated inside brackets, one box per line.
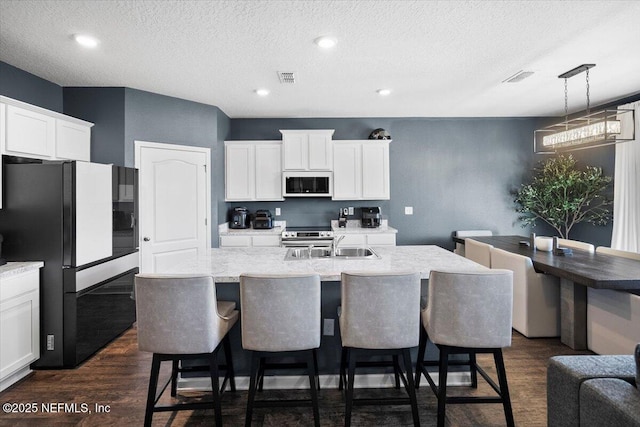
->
[218, 220, 285, 236]
[331, 219, 397, 234]
[0, 261, 44, 280]
[171, 245, 484, 282]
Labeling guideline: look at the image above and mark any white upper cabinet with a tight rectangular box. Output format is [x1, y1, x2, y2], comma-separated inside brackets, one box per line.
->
[254, 143, 283, 200]
[332, 140, 390, 200]
[5, 105, 55, 159]
[225, 141, 283, 202]
[0, 96, 93, 162]
[333, 142, 362, 200]
[55, 119, 91, 161]
[280, 129, 334, 171]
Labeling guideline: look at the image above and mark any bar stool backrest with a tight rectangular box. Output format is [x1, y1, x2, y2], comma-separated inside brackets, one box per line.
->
[340, 271, 421, 349]
[135, 274, 227, 355]
[425, 270, 513, 349]
[240, 273, 321, 352]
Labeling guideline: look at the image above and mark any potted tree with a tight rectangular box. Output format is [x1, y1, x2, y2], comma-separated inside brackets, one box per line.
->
[514, 155, 612, 239]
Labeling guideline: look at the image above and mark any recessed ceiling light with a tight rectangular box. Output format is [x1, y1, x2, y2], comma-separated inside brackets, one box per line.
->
[377, 89, 392, 96]
[314, 36, 337, 49]
[255, 89, 270, 97]
[73, 34, 99, 48]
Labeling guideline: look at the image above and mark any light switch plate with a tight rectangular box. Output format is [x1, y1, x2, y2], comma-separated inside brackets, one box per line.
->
[275, 208, 281, 216]
[405, 206, 413, 215]
[348, 207, 354, 215]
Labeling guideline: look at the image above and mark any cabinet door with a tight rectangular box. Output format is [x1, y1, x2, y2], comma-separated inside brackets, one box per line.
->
[5, 105, 55, 159]
[219, 235, 252, 247]
[308, 133, 332, 170]
[0, 270, 40, 387]
[252, 235, 281, 247]
[255, 144, 283, 200]
[332, 143, 361, 200]
[282, 133, 307, 170]
[337, 233, 367, 247]
[225, 144, 255, 201]
[56, 119, 91, 161]
[367, 233, 396, 246]
[362, 143, 390, 200]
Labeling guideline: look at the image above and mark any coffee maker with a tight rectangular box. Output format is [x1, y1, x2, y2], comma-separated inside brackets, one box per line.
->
[361, 207, 381, 228]
[229, 207, 249, 229]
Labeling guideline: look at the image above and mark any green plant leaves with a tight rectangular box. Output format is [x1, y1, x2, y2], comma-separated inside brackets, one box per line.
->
[513, 155, 612, 238]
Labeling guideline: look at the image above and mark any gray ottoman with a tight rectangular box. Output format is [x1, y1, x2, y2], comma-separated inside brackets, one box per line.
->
[580, 378, 640, 427]
[547, 355, 636, 427]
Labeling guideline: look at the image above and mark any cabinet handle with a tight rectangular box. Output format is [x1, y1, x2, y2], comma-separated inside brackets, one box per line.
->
[143, 237, 150, 242]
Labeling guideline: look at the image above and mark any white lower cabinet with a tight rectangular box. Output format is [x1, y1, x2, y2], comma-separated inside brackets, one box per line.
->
[219, 234, 280, 248]
[336, 232, 396, 247]
[0, 268, 41, 391]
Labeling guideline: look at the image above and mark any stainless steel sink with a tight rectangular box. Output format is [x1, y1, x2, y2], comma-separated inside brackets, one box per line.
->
[284, 246, 380, 260]
[334, 247, 379, 259]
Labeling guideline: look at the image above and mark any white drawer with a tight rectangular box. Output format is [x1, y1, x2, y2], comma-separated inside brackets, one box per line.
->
[220, 235, 252, 247]
[367, 233, 396, 246]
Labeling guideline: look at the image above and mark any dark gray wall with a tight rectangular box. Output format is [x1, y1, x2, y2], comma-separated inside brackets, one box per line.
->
[1, 61, 625, 249]
[0, 61, 63, 112]
[63, 87, 126, 166]
[123, 88, 225, 244]
[230, 117, 545, 248]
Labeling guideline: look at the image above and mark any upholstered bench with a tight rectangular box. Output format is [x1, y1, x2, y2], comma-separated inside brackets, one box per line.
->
[547, 346, 640, 427]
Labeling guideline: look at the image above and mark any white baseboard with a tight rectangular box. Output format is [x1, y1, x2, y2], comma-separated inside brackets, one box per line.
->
[178, 372, 471, 392]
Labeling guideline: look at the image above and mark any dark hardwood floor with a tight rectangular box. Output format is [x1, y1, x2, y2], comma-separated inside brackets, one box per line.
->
[0, 327, 590, 426]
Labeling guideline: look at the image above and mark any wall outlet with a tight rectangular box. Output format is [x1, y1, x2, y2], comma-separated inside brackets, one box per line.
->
[405, 206, 413, 215]
[342, 207, 349, 216]
[47, 334, 54, 351]
[348, 207, 354, 215]
[323, 318, 335, 336]
[275, 207, 281, 216]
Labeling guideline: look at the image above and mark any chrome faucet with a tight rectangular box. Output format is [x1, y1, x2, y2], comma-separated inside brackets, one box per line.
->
[332, 235, 345, 256]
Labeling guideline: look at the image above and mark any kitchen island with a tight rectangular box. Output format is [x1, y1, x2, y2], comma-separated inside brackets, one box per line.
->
[171, 245, 485, 390]
[172, 245, 482, 281]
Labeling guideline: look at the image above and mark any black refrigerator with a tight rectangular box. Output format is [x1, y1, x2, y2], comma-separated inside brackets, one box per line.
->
[0, 157, 139, 368]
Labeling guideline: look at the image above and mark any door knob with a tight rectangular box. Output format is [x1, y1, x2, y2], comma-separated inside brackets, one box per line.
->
[143, 237, 150, 242]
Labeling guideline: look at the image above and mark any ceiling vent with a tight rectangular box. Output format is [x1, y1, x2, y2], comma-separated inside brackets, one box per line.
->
[502, 70, 534, 83]
[277, 71, 296, 84]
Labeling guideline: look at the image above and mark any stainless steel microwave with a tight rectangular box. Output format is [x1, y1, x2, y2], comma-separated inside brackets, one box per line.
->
[282, 171, 332, 197]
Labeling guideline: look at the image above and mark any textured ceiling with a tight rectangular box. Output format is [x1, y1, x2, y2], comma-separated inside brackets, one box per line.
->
[1, 0, 639, 118]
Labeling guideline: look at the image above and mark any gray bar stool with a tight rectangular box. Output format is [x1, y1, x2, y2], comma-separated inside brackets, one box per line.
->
[239, 273, 321, 427]
[415, 269, 515, 427]
[135, 274, 238, 427]
[340, 271, 421, 427]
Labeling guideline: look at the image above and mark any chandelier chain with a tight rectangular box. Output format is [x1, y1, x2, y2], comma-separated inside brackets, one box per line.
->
[564, 77, 568, 124]
[585, 68, 590, 115]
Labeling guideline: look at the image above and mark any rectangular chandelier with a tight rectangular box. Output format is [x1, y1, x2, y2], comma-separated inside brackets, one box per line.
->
[534, 108, 635, 153]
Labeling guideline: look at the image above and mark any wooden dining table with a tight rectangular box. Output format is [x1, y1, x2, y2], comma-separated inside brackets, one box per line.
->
[453, 235, 640, 350]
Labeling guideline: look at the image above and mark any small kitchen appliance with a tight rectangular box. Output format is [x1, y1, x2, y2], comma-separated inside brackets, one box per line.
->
[361, 207, 382, 228]
[253, 209, 274, 229]
[229, 207, 249, 229]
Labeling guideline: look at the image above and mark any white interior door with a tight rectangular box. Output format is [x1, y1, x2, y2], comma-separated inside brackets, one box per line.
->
[136, 141, 210, 273]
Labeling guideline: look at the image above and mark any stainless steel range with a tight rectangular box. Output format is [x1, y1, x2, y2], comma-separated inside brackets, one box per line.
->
[281, 226, 334, 247]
